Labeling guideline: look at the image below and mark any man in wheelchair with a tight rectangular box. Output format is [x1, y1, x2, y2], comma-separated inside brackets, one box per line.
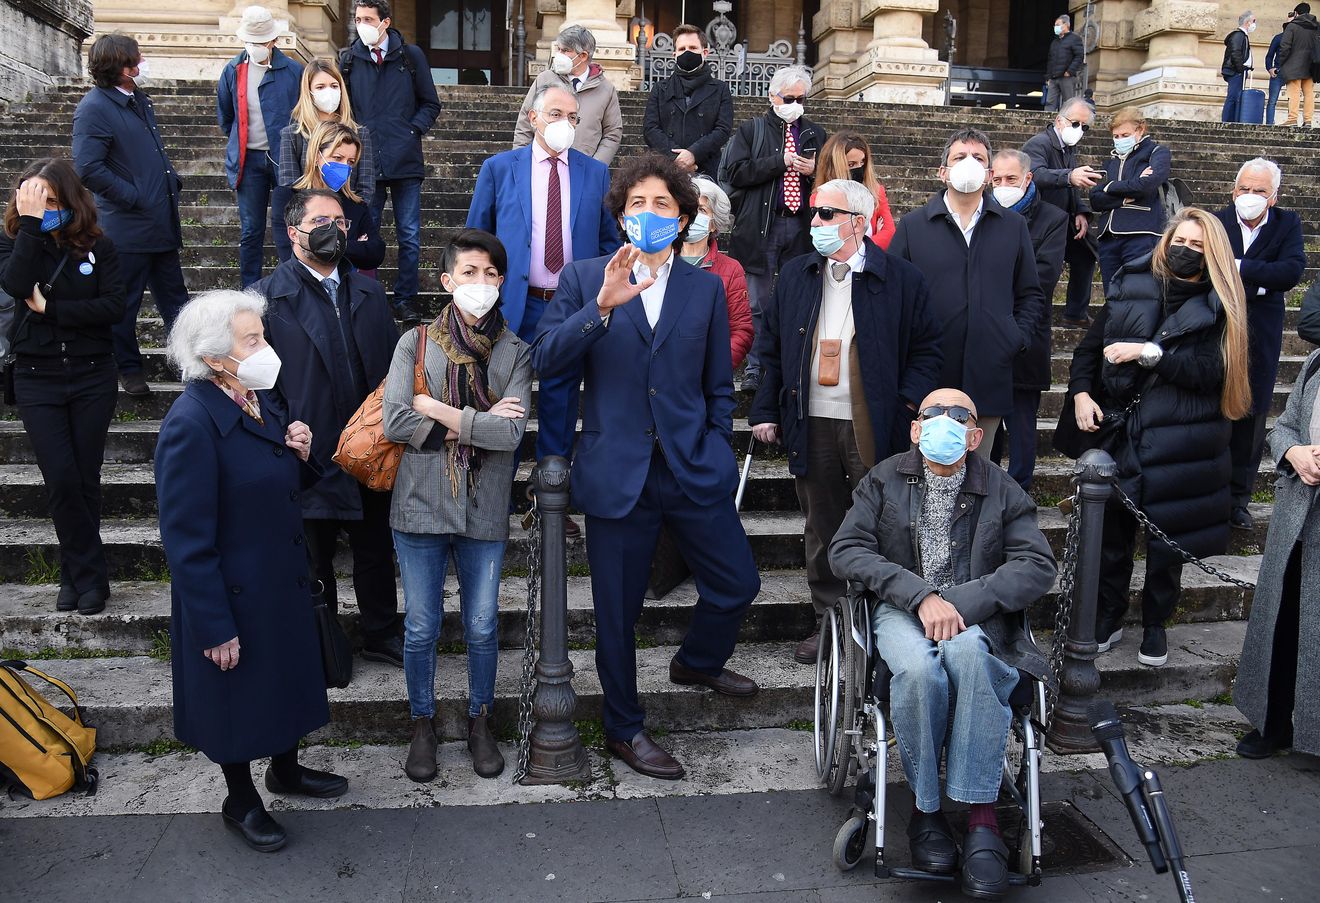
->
[829, 388, 1057, 900]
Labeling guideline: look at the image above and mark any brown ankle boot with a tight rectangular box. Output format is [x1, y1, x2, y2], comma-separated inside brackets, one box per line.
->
[467, 706, 505, 778]
[405, 716, 437, 783]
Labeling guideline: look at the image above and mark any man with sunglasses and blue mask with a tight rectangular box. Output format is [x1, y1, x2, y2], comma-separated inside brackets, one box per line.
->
[831, 387, 1057, 901]
[748, 178, 942, 664]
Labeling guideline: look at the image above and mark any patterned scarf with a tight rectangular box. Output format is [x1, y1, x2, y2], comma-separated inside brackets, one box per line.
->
[427, 302, 505, 499]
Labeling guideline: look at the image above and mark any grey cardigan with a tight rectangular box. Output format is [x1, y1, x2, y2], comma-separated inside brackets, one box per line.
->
[382, 325, 532, 539]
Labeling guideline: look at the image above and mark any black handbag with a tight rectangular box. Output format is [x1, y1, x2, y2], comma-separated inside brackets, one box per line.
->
[3, 251, 71, 406]
[311, 580, 352, 689]
[1053, 372, 1158, 460]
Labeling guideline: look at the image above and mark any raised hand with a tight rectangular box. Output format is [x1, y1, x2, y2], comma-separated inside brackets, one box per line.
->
[15, 179, 48, 218]
[595, 245, 653, 313]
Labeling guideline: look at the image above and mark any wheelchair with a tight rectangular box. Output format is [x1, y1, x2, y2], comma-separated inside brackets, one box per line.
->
[814, 584, 1048, 887]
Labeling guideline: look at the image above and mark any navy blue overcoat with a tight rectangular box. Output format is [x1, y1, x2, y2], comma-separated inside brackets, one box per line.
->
[155, 380, 329, 763]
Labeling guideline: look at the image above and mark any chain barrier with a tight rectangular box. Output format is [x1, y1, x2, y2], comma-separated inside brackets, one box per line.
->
[1114, 486, 1257, 591]
[511, 495, 541, 785]
[1043, 493, 1081, 732]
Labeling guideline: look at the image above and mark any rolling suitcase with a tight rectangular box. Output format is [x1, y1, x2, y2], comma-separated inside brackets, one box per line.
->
[1239, 87, 1266, 124]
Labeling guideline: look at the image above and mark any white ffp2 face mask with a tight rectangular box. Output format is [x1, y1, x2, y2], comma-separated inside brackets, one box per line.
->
[130, 58, 150, 88]
[311, 86, 342, 113]
[540, 119, 576, 154]
[773, 102, 803, 123]
[1234, 192, 1270, 221]
[449, 282, 500, 320]
[992, 185, 1026, 208]
[357, 23, 383, 48]
[947, 156, 987, 194]
[245, 43, 271, 65]
[229, 345, 282, 392]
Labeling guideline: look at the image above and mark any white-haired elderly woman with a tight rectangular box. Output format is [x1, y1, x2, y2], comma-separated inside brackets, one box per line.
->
[155, 290, 345, 854]
[682, 177, 754, 367]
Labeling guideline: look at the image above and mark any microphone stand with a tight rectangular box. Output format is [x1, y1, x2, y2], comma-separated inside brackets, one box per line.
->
[1140, 767, 1196, 903]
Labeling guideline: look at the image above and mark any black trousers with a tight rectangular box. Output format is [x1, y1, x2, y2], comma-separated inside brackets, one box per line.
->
[115, 249, 188, 375]
[14, 356, 118, 594]
[1061, 233, 1098, 320]
[303, 485, 401, 642]
[1097, 498, 1184, 629]
[1229, 411, 1270, 508]
[1263, 543, 1301, 739]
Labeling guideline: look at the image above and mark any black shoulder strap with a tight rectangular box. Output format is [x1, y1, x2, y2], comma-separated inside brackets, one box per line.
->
[8, 250, 70, 348]
[338, 47, 354, 77]
[1305, 353, 1320, 385]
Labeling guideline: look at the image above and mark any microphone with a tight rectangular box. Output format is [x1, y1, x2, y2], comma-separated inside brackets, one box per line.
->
[1089, 700, 1167, 874]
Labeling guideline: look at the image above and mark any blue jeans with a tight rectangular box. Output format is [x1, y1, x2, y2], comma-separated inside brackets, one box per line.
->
[1097, 233, 1158, 293]
[394, 530, 504, 719]
[872, 603, 1017, 813]
[743, 213, 807, 375]
[235, 152, 277, 288]
[369, 178, 422, 308]
[1222, 72, 1245, 122]
[1267, 75, 1284, 125]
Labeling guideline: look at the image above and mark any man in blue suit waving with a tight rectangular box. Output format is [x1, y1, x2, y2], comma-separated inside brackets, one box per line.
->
[533, 155, 761, 779]
[467, 86, 620, 532]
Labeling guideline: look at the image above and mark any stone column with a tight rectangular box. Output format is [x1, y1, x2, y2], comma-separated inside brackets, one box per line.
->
[1106, 0, 1223, 119]
[1, 0, 93, 104]
[818, 0, 948, 104]
[530, 0, 636, 90]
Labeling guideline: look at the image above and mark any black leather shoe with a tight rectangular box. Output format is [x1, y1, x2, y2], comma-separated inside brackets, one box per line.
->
[793, 632, 820, 665]
[362, 634, 404, 668]
[606, 730, 685, 780]
[961, 826, 1010, 900]
[1236, 728, 1292, 759]
[668, 657, 759, 697]
[56, 584, 78, 612]
[395, 300, 424, 326]
[1056, 315, 1092, 329]
[76, 588, 107, 616]
[1230, 506, 1254, 531]
[906, 810, 958, 875]
[264, 765, 349, 799]
[222, 800, 287, 852]
[119, 372, 151, 397]
[741, 370, 761, 393]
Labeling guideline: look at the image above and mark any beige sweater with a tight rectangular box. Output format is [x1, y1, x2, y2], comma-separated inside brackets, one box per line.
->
[512, 66, 623, 164]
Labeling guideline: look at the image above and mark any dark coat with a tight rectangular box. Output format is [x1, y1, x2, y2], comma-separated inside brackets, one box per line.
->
[256, 259, 400, 520]
[829, 449, 1058, 689]
[642, 71, 734, 178]
[722, 111, 827, 274]
[531, 256, 737, 519]
[0, 218, 125, 359]
[747, 239, 943, 475]
[1046, 31, 1085, 79]
[216, 48, 303, 189]
[1022, 126, 1091, 218]
[340, 30, 441, 181]
[1298, 276, 1320, 346]
[1278, 14, 1319, 82]
[1266, 30, 1286, 74]
[1016, 190, 1069, 391]
[341, 195, 386, 272]
[1067, 254, 1232, 557]
[72, 86, 182, 254]
[1234, 352, 1320, 755]
[1090, 137, 1171, 238]
[1213, 205, 1306, 415]
[888, 192, 1044, 417]
[156, 380, 329, 763]
[1222, 28, 1252, 79]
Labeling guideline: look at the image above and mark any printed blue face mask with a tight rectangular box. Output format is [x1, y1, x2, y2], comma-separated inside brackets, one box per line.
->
[320, 158, 352, 192]
[40, 209, 72, 233]
[623, 211, 681, 254]
[1113, 135, 1137, 156]
[918, 415, 970, 466]
[810, 223, 846, 256]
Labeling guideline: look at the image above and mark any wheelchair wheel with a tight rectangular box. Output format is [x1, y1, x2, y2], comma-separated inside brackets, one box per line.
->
[813, 606, 841, 782]
[833, 814, 869, 872]
[824, 599, 863, 796]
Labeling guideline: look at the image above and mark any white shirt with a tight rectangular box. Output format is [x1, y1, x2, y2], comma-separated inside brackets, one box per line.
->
[633, 253, 674, 329]
[298, 260, 340, 299]
[943, 191, 984, 246]
[810, 249, 862, 420]
[1236, 209, 1270, 296]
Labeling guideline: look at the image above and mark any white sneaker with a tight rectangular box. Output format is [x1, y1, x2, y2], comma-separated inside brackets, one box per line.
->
[1096, 627, 1123, 654]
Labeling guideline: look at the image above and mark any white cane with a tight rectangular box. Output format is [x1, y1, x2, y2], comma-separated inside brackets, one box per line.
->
[735, 436, 755, 511]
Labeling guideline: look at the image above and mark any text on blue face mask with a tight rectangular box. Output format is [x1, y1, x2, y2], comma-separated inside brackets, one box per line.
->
[624, 212, 681, 253]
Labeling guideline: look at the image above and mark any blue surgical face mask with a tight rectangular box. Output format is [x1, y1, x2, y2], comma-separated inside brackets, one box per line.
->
[623, 211, 681, 254]
[918, 415, 970, 466]
[810, 223, 846, 256]
[320, 158, 352, 193]
[685, 212, 711, 244]
[1113, 135, 1137, 156]
[40, 209, 72, 233]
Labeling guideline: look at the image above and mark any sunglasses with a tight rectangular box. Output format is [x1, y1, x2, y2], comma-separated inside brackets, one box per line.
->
[1060, 118, 1091, 133]
[810, 206, 860, 222]
[919, 404, 977, 424]
[776, 93, 806, 104]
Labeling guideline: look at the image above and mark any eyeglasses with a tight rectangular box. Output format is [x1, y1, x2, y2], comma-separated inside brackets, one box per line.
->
[1059, 118, 1092, 133]
[919, 404, 977, 424]
[541, 109, 582, 125]
[810, 206, 860, 222]
[775, 93, 806, 105]
[304, 216, 348, 230]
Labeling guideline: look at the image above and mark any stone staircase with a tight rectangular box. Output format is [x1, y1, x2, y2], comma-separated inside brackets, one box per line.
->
[0, 82, 1315, 759]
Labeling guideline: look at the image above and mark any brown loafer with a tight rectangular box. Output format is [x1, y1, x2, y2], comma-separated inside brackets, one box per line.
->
[606, 730, 685, 780]
[793, 632, 820, 665]
[669, 657, 759, 697]
[564, 516, 582, 538]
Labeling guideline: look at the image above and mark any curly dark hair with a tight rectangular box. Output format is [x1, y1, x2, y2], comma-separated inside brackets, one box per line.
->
[3, 158, 103, 254]
[88, 34, 140, 90]
[604, 154, 701, 249]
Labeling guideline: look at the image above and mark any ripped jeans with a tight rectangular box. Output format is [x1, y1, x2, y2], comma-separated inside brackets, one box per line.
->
[872, 602, 1017, 813]
[394, 530, 504, 719]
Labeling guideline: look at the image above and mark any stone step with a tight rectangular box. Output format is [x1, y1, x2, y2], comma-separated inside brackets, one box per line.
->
[0, 553, 1259, 658]
[8, 620, 1247, 748]
[0, 500, 1272, 584]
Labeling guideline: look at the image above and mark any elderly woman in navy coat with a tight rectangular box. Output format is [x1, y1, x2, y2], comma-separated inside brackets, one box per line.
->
[156, 290, 346, 853]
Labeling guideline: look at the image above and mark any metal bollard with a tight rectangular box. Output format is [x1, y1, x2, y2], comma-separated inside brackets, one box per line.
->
[1047, 448, 1116, 753]
[523, 456, 592, 784]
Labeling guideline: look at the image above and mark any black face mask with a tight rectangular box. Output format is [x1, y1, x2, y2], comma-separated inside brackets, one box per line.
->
[1165, 245, 1205, 279]
[676, 50, 704, 73]
[298, 221, 346, 266]
[849, 165, 866, 183]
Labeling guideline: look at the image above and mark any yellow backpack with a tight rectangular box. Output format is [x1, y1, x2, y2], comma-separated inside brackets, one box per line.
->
[0, 660, 98, 800]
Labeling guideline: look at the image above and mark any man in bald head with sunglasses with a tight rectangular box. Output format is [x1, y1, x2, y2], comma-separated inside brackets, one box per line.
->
[830, 387, 1057, 901]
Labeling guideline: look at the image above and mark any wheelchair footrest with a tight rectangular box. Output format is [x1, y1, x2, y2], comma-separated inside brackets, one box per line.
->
[886, 867, 1032, 887]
